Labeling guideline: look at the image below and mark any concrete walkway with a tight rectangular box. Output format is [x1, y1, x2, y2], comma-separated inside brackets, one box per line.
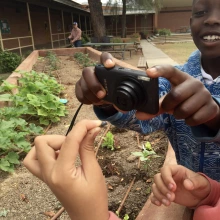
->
[140, 40, 178, 67]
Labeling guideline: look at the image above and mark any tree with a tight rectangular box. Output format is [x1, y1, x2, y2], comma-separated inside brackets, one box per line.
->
[88, 0, 106, 38]
[106, 0, 163, 38]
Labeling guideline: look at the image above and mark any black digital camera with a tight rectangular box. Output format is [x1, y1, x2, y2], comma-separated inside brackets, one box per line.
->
[95, 65, 159, 114]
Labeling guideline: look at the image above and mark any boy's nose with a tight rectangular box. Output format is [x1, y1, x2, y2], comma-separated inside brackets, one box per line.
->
[204, 11, 220, 26]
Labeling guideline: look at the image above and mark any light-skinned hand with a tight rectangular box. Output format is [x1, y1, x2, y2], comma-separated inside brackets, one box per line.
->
[23, 119, 109, 220]
[151, 165, 211, 208]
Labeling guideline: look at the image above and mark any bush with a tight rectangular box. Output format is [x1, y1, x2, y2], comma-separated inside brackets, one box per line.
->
[158, 28, 171, 36]
[0, 49, 22, 74]
[81, 33, 90, 44]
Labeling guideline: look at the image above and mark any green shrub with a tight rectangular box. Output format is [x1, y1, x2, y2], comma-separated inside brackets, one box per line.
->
[112, 38, 123, 43]
[74, 52, 97, 67]
[0, 70, 67, 172]
[81, 33, 90, 44]
[0, 49, 22, 74]
[158, 28, 171, 36]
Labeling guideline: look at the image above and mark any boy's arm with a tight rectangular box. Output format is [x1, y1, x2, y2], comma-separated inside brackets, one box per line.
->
[191, 96, 220, 142]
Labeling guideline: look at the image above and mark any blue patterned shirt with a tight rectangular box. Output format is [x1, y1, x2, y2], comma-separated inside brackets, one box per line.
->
[95, 50, 220, 181]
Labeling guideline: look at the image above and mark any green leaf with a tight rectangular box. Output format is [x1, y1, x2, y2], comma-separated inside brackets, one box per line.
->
[0, 94, 13, 101]
[0, 209, 9, 217]
[5, 152, 20, 165]
[132, 152, 144, 157]
[145, 141, 152, 151]
[0, 158, 12, 172]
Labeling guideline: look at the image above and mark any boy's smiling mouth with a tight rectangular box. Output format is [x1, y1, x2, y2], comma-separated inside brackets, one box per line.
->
[203, 35, 220, 41]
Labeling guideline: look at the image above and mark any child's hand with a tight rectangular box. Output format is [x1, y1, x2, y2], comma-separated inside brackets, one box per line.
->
[150, 165, 211, 207]
[23, 120, 109, 220]
[136, 65, 219, 127]
[75, 52, 116, 105]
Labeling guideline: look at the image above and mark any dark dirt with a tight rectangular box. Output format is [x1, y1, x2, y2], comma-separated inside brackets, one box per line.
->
[0, 53, 168, 220]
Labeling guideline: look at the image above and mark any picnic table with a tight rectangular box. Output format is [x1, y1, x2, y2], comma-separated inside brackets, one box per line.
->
[83, 42, 133, 60]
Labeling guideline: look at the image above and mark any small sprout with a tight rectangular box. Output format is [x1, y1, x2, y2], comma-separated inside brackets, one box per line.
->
[0, 209, 9, 217]
[102, 131, 120, 151]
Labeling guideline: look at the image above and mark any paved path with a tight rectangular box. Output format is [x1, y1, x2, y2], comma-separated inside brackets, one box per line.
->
[140, 40, 178, 67]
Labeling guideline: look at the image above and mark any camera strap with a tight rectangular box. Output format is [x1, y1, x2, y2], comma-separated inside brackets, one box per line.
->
[65, 103, 83, 136]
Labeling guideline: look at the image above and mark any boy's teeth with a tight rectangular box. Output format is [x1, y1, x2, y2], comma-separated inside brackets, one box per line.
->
[203, 35, 220, 41]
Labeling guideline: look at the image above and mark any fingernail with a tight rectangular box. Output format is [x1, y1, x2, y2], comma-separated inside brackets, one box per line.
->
[96, 90, 105, 98]
[155, 201, 161, 206]
[168, 183, 174, 190]
[105, 59, 113, 67]
[100, 121, 108, 127]
[162, 199, 169, 206]
[166, 193, 171, 200]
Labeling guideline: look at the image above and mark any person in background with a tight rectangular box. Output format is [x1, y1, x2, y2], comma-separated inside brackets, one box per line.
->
[68, 22, 82, 47]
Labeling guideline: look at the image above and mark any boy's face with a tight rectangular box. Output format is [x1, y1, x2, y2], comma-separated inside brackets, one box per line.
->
[191, 0, 220, 58]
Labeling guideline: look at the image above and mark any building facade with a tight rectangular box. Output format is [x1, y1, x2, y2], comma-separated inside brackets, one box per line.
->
[0, 0, 90, 55]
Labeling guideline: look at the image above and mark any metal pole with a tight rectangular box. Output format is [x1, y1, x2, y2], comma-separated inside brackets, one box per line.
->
[18, 38, 22, 56]
[84, 16, 87, 35]
[48, 8, 53, 48]
[71, 13, 73, 24]
[0, 27, 4, 51]
[135, 14, 136, 33]
[89, 17, 92, 36]
[79, 14, 81, 29]
[61, 10, 66, 46]
[26, 2, 35, 50]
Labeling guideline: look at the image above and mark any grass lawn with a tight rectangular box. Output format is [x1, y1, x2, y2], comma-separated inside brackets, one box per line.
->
[156, 42, 198, 65]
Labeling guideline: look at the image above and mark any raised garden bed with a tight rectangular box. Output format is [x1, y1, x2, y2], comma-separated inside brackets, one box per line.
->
[0, 47, 191, 220]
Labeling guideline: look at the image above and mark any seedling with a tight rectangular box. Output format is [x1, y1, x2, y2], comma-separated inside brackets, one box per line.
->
[102, 131, 120, 151]
[132, 142, 160, 167]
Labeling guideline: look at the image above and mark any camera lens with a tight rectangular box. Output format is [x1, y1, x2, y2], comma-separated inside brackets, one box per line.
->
[114, 80, 145, 111]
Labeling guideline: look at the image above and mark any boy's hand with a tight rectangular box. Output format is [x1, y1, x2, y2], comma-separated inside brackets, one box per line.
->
[23, 120, 109, 220]
[136, 65, 219, 127]
[75, 52, 116, 105]
[151, 165, 211, 207]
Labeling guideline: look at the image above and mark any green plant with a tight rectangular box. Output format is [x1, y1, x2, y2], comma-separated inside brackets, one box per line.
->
[132, 142, 160, 167]
[116, 211, 129, 220]
[102, 131, 120, 151]
[0, 49, 22, 74]
[81, 33, 90, 44]
[0, 70, 67, 172]
[0, 209, 9, 217]
[74, 52, 97, 67]
[158, 28, 171, 36]
[46, 51, 60, 71]
[130, 33, 140, 38]
[112, 38, 123, 43]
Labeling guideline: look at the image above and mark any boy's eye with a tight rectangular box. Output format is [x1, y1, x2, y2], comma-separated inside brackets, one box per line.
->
[193, 11, 207, 17]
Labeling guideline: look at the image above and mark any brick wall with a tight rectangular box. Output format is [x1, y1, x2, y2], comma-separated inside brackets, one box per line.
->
[158, 7, 192, 32]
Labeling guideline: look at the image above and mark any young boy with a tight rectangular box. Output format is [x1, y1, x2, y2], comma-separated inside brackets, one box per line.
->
[75, 0, 220, 181]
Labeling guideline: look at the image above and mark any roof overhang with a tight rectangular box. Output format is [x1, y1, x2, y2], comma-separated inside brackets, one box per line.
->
[162, 0, 192, 8]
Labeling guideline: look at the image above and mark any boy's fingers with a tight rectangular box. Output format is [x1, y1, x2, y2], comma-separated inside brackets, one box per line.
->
[100, 52, 115, 68]
[79, 127, 102, 178]
[82, 67, 106, 99]
[135, 95, 168, 120]
[56, 120, 102, 170]
[146, 65, 191, 86]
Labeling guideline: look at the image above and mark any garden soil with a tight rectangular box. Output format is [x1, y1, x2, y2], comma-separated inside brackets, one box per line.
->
[0, 53, 168, 220]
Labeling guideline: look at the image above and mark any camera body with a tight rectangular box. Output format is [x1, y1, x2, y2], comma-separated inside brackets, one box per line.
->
[95, 65, 159, 114]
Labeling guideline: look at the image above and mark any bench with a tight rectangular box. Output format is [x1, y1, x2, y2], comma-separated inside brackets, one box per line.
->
[104, 50, 125, 59]
[137, 56, 148, 70]
[135, 45, 144, 55]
